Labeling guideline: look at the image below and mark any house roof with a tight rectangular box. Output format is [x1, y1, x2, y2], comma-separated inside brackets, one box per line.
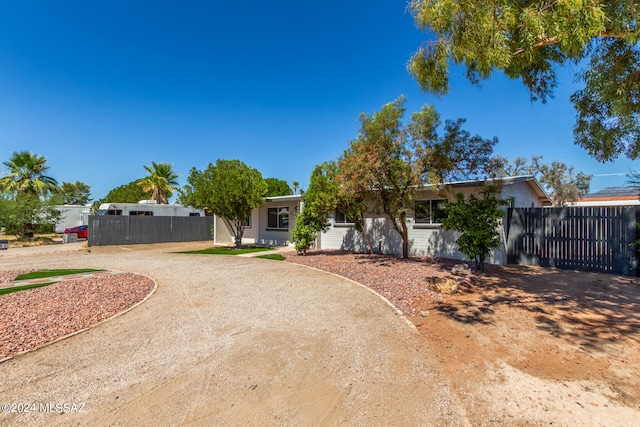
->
[573, 186, 640, 206]
[419, 175, 553, 206]
[265, 194, 303, 203]
[585, 186, 640, 198]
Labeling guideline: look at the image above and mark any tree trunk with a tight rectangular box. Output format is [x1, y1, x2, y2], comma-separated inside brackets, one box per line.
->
[233, 222, 244, 249]
[400, 217, 409, 259]
[355, 219, 374, 255]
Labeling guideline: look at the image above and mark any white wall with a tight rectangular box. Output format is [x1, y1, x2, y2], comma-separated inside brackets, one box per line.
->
[317, 181, 538, 265]
[213, 201, 299, 247]
[55, 205, 90, 233]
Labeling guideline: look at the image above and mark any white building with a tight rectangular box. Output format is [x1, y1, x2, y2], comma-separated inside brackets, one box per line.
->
[55, 205, 91, 233]
[214, 175, 552, 265]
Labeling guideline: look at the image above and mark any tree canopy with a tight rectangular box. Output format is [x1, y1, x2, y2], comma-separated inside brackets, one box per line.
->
[442, 186, 506, 272]
[340, 96, 498, 258]
[496, 156, 591, 206]
[1, 151, 58, 196]
[138, 161, 180, 204]
[56, 181, 92, 205]
[408, 0, 640, 161]
[181, 159, 267, 248]
[264, 178, 293, 197]
[0, 193, 58, 240]
[91, 180, 150, 213]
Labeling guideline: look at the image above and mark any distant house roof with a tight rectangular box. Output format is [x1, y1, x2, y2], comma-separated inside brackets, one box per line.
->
[573, 186, 640, 207]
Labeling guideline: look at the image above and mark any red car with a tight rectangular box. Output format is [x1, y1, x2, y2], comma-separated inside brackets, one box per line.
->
[63, 225, 88, 239]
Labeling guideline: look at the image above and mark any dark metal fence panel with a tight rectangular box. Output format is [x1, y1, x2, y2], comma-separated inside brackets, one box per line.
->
[88, 215, 215, 246]
[506, 207, 638, 276]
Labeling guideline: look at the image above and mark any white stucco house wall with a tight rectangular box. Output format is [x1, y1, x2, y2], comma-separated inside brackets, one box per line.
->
[316, 175, 551, 265]
[213, 175, 551, 266]
[213, 195, 302, 247]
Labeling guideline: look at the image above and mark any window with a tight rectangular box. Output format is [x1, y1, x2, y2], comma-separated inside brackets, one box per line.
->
[189, 212, 201, 217]
[415, 200, 447, 224]
[268, 207, 289, 229]
[98, 209, 123, 216]
[334, 209, 353, 224]
[129, 211, 153, 216]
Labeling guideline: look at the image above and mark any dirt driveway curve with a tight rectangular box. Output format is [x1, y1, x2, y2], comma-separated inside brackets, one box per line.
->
[0, 243, 467, 426]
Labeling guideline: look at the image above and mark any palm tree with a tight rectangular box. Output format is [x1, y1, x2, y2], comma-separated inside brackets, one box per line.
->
[292, 181, 299, 195]
[138, 162, 180, 204]
[0, 150, 58, 195]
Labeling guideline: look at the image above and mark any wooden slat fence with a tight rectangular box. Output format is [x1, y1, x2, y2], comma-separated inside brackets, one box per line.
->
[88, 215, 215, 246]
[506, 207, 639, 276]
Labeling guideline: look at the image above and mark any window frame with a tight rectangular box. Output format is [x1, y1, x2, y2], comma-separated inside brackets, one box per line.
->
[333, 209, 354, 226]
[267, 207, 289, 230]
[129, 210, 153, 216]
[414, 199, 447, 226]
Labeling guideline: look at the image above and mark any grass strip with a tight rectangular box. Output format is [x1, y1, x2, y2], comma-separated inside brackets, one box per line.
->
[255, 254, 285, 261]
[14, 269, 104, 281]
[0, 282, 57, 296]
[179, 247, 274, 255]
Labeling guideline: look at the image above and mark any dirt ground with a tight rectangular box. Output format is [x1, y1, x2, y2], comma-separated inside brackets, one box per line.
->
[1, 242, 639, 426]
[285, 251, 640, 426]
[404, 263, 640, 425]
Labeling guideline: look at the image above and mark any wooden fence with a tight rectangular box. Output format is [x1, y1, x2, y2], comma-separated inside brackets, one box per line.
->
[505, 207, 639, 276]
[88, 215, 215, 246]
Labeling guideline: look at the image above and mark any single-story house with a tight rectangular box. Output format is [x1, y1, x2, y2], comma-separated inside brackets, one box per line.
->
[214, 175, 551, 265]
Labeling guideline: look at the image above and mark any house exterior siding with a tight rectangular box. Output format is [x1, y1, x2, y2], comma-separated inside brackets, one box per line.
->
[213, 196, 301, 247]
[317, 177, 549, 265]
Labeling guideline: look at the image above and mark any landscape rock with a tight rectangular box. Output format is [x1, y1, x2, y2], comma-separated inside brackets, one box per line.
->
[427, 277, 458, 294]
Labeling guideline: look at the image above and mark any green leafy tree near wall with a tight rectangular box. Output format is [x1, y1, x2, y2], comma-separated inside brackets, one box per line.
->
[408, 0, 640, 161]
[0, 194, 58, 240]
[180, 159, 267, 249]
[442, 187, 507, 272]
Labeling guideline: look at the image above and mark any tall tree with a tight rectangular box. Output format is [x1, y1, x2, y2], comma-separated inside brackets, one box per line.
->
[56, 181, 92, 205]
[344, 97, 417, 258]
[264, 178, 293, 197]
[181, 159, 267, 249]
[1, 150, 58, 196]
[496, 156, 591, 206]
[138, 162, 180, 204]
[342, 96, 498, 258]
[292, 181, 300, 195]
[408, 0, 640, 161]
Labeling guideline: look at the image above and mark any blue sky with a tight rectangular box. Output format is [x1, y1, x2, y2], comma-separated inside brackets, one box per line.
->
[0, 1, 638, 201]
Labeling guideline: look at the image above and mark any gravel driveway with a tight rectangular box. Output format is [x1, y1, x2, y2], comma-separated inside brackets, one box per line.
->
[0, 243, 468, 426]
